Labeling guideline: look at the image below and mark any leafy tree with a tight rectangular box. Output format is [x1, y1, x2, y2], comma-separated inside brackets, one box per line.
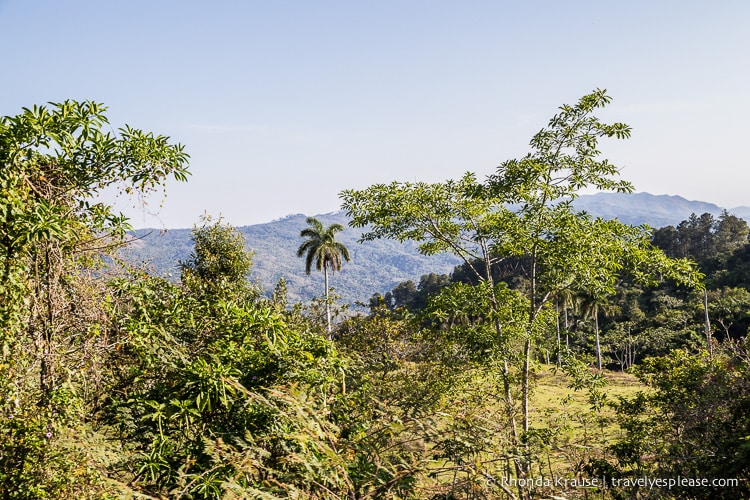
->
[0, 100, 188, 328]
[271, 276, 289, 310]
[296, 216, 351, 335]
[388, 279, 417, 309]
[0, 101, 188, 392]
[180, 214, 255, 301]
[599, 285, 646, 371]
[0, 100, 188, 497]
[420, 281, 530, 365]
[414, 272, 451, 309]
[714, 211, 749, 259]
[653, 210, 749, 280]
[341, 90, 702, 486]
[482, 91, 699, 445]
[707, 286, 750, 340]
[577, 292, 619, 371]
[717, 241, 750, 290]
[381, 273, 451, 312]
[678, 212, 717, 263]
[105, 273, 348, 498]
[340, 169, 525, 464]
[341, 171, 504, 287]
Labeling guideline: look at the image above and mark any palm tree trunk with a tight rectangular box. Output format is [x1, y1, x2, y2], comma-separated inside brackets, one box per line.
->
[324, 266, 331, 337]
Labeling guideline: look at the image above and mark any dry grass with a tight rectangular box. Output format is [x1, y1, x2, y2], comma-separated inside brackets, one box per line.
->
[416, 365, 647, 498]
[531, 365, 644, 419]
[528, 365, 646, 480]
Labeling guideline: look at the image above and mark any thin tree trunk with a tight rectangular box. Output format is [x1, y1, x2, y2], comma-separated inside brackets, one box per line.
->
[704, 288, 712, 358]
[482, 242, 524, 493]
[555, 298, 561, 367]
[564, 303, 569, 349]
[324, 266, 331, 337]
[523, 252, 537, 439]
[595, 307, 602, 372]
[628, 327, 635, 369]
[482, 241, 521, 458]
[523, 336, 531, 434]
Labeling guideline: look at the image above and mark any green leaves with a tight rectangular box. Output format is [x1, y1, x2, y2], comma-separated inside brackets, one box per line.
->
[342, 90, 702, 315]
[338, 90, 704, 465]
[297, 216, 351, 334]
[490, 88, 633, 206]
[341, 172, 508, 281]
[421, 281, 529, 360]
[609, 346, 750, 498]
[0, 100, 191, 496]
[0, 100, 191, 337]
[107, 271, 349, 498]
[180, 215, 255, 302]
[297, 216, 350, 275]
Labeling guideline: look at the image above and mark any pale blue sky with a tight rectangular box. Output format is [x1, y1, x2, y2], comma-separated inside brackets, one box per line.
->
[1, 1, 748, 228]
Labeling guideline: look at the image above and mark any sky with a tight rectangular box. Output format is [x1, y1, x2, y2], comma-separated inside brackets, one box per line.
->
[1, 1, 749, 228]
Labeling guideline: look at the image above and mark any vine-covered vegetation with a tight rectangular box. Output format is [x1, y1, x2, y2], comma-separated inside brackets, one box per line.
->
[1, 93, 748, 499]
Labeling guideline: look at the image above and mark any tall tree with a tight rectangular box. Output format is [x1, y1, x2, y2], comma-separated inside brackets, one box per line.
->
[577, 292, 617, 372]
[296, 217, 350, 335]
[0, 100, 189, 397]
[341, 90, 703, 489]
[0, 100, 188, 495]
[714, 210, 749, 265]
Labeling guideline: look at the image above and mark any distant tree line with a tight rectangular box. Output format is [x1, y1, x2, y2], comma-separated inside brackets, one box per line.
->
[373, 210, 750, 368]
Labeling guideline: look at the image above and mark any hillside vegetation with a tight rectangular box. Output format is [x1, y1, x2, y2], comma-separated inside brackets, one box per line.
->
[123, 212, 461, 305]
[1, 93, 749, 499]
[121, 194, 750, 305]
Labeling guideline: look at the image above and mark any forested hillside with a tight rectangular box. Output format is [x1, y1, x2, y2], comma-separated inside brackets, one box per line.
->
[121, 193, 750, 304]
[2, 93, 749, 499]
[123, 212, 461, 305]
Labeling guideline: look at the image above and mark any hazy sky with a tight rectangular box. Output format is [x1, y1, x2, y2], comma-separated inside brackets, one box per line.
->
[2, 1, 748, 228]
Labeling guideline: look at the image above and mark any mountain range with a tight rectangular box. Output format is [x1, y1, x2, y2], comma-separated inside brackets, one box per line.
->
[121, 192, 750, 305]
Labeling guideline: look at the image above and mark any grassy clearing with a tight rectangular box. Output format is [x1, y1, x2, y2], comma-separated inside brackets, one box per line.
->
[415, 364, 647, 498]
[528, 365, 646, 484]
[531, 365, 644, 424]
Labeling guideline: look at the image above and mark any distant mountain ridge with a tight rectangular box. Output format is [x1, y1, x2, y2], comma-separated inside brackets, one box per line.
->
[122, 211, 461, 306]
[121, 192, 750, 304]
[570, 192, 734, 227]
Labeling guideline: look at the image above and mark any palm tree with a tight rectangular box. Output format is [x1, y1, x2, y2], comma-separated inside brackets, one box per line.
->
[297, 217, 350, 335]
[578, 292, 617, 372]
[554, 287, 578, 367]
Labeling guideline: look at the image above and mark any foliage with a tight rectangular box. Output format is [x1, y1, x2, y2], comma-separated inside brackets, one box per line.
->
[341, 90, 703, 487]
[3, 95, 748, 500]
[180, 214, 255, 300]
[341, 171, 504, 284]
[378, 272, 452, 313]
[0, 100, 188, 497]
[334, 308, 511, 499]
[297, 217, 350, 278]
[603, 344, 750, 499]
[420, 281, 530, 363]
[653, 211, 749, 273]
[104, 273, 349, 498]
[0, 100, 188, 337]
